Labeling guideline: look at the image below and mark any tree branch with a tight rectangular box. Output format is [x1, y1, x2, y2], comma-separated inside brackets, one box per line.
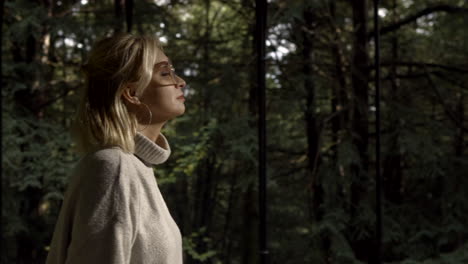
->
[33, 82, 79, 111]
[423, 68, 468, 133]
[432, 72, 468, 92]
[368, 4, 468, 40]
[372, 61, 468, 74]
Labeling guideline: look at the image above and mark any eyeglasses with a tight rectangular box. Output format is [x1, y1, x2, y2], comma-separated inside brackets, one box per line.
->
[153, 61, 182, 88]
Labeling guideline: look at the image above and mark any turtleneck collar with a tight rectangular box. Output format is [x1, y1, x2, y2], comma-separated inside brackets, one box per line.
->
[134, 131, 171, 166]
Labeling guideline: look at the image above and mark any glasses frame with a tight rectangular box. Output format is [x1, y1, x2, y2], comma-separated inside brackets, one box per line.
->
[153, 61, 180, 88]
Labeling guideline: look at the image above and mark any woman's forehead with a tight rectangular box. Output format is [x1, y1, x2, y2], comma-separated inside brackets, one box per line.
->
[154, 49, 169, 63]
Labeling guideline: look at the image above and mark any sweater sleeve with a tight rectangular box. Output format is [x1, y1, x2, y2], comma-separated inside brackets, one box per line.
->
[64, 150, 140, 264]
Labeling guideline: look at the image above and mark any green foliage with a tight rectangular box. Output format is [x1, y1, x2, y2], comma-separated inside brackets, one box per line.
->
[183, 227, 218, 262]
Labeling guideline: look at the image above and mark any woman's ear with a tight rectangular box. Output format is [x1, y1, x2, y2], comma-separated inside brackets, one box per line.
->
[121, 85, 140, 105]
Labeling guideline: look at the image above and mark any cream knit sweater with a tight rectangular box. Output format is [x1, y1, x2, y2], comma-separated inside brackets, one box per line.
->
[46, 132, 183, 264]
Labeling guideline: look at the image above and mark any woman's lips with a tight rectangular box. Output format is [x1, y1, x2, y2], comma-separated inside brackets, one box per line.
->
[177, 95, 185, 100]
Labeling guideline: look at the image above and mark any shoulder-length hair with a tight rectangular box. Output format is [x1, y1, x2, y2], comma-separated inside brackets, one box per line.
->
[70, 33, 163, 155]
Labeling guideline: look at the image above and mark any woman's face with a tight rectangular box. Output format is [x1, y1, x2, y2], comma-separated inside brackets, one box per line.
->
[139, 49, 186, 122]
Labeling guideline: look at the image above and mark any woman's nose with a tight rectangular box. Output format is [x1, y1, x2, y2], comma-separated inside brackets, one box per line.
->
[176, 76, 186, 89]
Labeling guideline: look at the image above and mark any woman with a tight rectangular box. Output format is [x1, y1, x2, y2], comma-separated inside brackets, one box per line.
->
[46, 33, 186, 264]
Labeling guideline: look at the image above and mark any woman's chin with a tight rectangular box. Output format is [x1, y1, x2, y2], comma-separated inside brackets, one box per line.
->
[172, 106, 185, 118]
[177, 107, 185, 116]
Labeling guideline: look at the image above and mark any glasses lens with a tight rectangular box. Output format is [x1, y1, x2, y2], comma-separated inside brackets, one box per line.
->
[154, 63, 178, 87]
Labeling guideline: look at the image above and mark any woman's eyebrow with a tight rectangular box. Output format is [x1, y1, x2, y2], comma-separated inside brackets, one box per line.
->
[154, 59, 173, 69]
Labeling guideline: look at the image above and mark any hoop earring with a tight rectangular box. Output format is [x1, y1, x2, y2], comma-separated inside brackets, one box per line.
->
[137, 103, 152, 132]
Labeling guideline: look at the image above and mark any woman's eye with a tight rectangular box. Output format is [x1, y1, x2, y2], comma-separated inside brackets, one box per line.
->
[161, 72, 171, 76]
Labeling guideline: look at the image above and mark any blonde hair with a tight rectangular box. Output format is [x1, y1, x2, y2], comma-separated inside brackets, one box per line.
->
[70, 33, 163, 155]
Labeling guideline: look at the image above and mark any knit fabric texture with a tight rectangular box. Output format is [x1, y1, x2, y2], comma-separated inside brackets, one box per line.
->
[45, 132, 183, 264]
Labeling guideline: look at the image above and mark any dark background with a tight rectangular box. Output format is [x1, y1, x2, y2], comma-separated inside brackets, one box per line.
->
[2, 0, 468, 263]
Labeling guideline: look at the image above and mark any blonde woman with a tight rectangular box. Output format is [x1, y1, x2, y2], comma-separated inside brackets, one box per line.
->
[46, 33, 186, 264]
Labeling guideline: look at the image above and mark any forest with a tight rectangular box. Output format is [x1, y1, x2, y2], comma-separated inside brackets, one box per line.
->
[2, 0, 468, 263]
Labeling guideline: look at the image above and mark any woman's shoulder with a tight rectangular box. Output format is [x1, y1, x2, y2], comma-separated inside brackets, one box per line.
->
[74, 146, 134, 181]
[68, 146, 139, 196]
[87, 146, 125, 160]
[79, 146, 133, 166]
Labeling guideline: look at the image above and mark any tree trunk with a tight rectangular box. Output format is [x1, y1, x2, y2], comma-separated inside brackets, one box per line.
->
[383, 0, 403, 205]
[454, 92, 465, 157]
[125, 0, 134, 32]
[302, 6, 321, 222]
[349, 0, 372, 262]
[329, 0, 348, 211]
[221, 165, 239, 264]
[300, 4, 331, 263]
[330, 0, 348, 160]
[114, 0, 125, 34]
[242, 1, 259, 261]
[242, 182, 259, 264]
[0, 0, 3, 258]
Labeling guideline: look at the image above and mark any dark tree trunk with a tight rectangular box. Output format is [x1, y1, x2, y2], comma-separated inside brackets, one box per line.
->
[349, 0, 372, 262]
[242, 1, 259, 262]
[300, 4, 331, 263]
[0, 0, 3, 258]
[202, 0, 213, 119]
[330, 0, 348, 160]
[454, 92, 465, 157]
[451, 83, 465, 251]
[221, 165, 239, 264]
[350, 0, 370, 174]
[329, 0, 349, 211]
[187, 153, 217, 264]
[242, 182, 258, 264]
[125, 0, 134, 32]
[302, 6, 321, 222]
[383, 0, 403, 205]
[114, 0, 125, 34]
